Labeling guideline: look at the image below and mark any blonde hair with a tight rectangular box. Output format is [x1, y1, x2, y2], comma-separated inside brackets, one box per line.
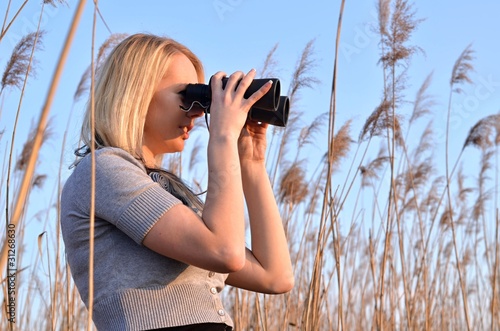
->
[79, 33, 204, 160]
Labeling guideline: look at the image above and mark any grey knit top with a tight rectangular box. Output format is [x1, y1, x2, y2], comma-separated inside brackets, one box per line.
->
[60, 147, 233, 330]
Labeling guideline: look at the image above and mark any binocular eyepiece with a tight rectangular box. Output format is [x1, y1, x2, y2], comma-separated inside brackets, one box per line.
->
[180, 76, 290, 127]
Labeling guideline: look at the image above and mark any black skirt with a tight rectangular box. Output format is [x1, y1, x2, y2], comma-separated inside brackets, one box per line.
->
[147, 323, 232, 331]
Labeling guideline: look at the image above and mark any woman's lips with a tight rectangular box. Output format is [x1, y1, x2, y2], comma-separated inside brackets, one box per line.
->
[180, 125, 193, 139]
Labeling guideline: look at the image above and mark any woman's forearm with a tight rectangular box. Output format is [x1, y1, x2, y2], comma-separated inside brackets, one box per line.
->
[241, 162, 294, 287]
[201, 136, 246, 267]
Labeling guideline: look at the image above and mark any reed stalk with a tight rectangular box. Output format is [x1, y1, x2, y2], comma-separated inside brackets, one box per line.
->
[444, 44, 475, 331]
[0, 0, 87, 295]
[0, 0, 29, 44]
[328, 2, 346, 327]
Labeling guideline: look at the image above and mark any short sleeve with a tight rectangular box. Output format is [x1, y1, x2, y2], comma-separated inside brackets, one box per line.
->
[72, 148, 182, 244]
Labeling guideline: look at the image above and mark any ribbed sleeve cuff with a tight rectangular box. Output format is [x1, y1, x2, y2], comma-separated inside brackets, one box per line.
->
[118, 184, 181, 244]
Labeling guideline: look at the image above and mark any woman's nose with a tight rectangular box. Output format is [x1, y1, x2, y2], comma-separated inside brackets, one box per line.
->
[187, 107, 205, 119]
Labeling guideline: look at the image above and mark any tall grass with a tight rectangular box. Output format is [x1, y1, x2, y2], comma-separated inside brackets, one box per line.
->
[1, 1, 500, 330]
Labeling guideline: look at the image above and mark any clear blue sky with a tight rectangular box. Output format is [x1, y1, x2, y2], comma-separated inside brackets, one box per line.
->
[1, 0, 500, 270]
[1, 0, 499, 159]
[2, 0, 499, 172]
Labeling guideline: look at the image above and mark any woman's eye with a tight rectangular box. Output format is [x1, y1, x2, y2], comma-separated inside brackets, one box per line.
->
[178, 90, 191, 109]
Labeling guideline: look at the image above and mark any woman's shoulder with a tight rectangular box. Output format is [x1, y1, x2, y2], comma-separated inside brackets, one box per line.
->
[67, 147, 147, 186]
[64, 147, 154, 197]
[76, 147, 145, 170]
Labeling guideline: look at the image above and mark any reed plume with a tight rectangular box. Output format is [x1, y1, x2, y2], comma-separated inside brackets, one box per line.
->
[4, 28, 46, 220]
[463, 114, 500, 151]
[359, 145, 390, 188]
[378, 0, 391, 37]
[450, 44, 475, 93]
[401, 158, 433, 198]
[288, 39, 319, 101]
[454, 165, 472, 206]
[279, 161, 309, 206]
[1, 31, 45, 95]
[258, 43, 279, 78]
[409, 72, 435, 126]
[379, 0, 423, 69]
[412, 121, 434, 162]
[359, 99, 403, 146]
[330, 119, 354, 173]
[44, 0, 67, 5]
[472, 149, 493, 221]
[74, 33, 128, 102]
[270, 39, 319, 184]
[297, 112, 328, 154]
[15, 122, 53, 172]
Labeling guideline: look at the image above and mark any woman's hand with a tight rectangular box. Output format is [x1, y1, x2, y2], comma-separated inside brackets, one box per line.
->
[238, 120, 268, 164]
[208, 69, 272, 141]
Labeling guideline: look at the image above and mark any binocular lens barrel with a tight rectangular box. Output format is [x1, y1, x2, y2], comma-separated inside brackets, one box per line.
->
[250, 96, 289, 127]
[182, 76, 289, 127]
[221, 77, 280, 111]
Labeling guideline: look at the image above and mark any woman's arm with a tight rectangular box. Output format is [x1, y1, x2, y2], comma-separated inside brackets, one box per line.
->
[225, 122, 294, 294]
[143, 136, 245, 273]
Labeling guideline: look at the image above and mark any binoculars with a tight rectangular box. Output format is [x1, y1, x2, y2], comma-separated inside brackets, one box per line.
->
[180, 76, 290, 127]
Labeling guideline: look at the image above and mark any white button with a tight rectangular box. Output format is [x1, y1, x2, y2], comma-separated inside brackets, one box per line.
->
[208, 271, 215, 277]
[210, 287, 217, 294]
[218, 309, 225, 316]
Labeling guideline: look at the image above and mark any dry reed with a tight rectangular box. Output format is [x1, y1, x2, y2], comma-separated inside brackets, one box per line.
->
[1, 31, 44, 95]
[442, 43, 477, 331]
[0, 0, 29, 44]
[0, 3, 88, 331]
[73, 33, 128, 103]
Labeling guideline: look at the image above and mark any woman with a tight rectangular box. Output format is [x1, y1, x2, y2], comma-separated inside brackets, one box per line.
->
[60, 33, 294, 331]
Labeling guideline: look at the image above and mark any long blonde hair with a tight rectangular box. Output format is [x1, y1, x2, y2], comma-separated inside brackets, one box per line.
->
[79, 33, 204, 160]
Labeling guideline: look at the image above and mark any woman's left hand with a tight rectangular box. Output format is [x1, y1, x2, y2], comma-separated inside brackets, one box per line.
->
[238, 119, 268, 164]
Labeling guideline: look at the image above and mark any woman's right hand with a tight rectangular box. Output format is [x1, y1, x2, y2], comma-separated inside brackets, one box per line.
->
[208, 69, 272, 140]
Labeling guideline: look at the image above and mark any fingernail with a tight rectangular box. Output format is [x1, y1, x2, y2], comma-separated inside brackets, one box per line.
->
[267, 79, 273, 85]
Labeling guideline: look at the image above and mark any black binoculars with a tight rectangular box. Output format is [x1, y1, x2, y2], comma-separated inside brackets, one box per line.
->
[180, 76, 290, 127]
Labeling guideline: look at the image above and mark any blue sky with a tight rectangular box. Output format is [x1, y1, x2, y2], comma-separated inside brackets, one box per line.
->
[2, 0, 499, 171]
[1, 0, 500, 264]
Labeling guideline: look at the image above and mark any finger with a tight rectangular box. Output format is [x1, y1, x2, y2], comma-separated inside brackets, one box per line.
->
[245, 79, 273, 106]
[250, 120, 269, 129]
[247, 119, 269, 131]
[235, 69, 256, 96]
[210, 71, 227, 94]
[225, 71, 245, 91]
